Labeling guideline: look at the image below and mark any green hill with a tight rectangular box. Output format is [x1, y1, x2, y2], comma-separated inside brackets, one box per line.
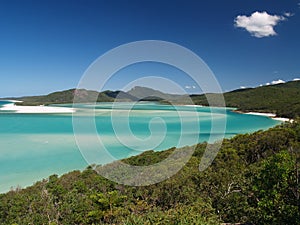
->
[12, 89, 137, 106]
[224, 81, 300, 118]
[3, 86, 183, 105]
[191, 80, 300, 118]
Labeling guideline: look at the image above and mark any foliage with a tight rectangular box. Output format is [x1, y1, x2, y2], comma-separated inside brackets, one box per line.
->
[249, 150, 299, 224]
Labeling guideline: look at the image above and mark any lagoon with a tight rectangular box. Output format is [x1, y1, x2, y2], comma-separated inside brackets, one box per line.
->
[0, 102, 280, 193]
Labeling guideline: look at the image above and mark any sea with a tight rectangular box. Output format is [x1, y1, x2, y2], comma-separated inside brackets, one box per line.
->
[0, 101, 280, 193]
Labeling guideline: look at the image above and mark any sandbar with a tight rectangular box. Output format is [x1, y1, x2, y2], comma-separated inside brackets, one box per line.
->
[0, 103, 75, 113]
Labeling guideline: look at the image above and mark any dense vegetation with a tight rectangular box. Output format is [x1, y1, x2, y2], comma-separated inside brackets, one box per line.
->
[191, 81, 300, 118]
[1, 120, 299, 224]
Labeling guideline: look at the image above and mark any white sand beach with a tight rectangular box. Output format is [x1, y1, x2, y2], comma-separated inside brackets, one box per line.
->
[184, 104, 203, 107]
[245, 112, 292, 122]
[272, 117, 292, 122]
[245, 112, 276, 117]
[0, 103, 75, 113]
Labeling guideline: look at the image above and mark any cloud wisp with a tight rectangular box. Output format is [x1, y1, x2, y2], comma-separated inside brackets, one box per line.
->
[283, 12, 294, 17]
[234, 11, 287, 38]
[271, 79, 285, 85]
[185, 85, 196, 89]
[265, 79, 285, 86]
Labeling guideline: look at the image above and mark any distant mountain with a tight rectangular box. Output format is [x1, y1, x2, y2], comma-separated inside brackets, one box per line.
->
[127, 86, 184, 101]
[102, 90, 138, 101]
[10, 89, 137, 106]
[2, 80, 299, 118]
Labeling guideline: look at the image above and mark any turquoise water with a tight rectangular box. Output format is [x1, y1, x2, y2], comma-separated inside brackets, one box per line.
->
[0, 100, 15, 105]
[0, 102, 280, 192]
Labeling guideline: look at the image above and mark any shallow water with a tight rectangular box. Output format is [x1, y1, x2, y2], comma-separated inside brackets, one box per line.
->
[0, 102, 280, 192]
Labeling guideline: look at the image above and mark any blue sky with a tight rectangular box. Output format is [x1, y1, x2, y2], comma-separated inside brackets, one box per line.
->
[0, 0, 299, 97]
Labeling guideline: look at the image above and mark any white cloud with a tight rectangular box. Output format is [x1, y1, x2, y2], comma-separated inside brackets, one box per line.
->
[262, 79, 286, 86]
[271, 79, 285, 85]
[293, 78, 300, 81]
[234, 11, 286, 38]
[240, 86, 246, 89]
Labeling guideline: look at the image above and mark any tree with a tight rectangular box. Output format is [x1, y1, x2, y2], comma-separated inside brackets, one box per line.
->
[250, 150, 300, 224]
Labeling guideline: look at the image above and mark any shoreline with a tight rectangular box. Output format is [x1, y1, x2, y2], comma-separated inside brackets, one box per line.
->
[0, 101, 292, 121]
[0, 101, 293, 122]
[234, 110, 292, 123]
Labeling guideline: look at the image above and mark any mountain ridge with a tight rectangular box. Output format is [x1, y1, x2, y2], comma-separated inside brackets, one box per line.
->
[1, 80, 299, 118]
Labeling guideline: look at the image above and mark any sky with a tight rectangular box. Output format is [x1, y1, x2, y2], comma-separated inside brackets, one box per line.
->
[0, 0, 299, 97]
